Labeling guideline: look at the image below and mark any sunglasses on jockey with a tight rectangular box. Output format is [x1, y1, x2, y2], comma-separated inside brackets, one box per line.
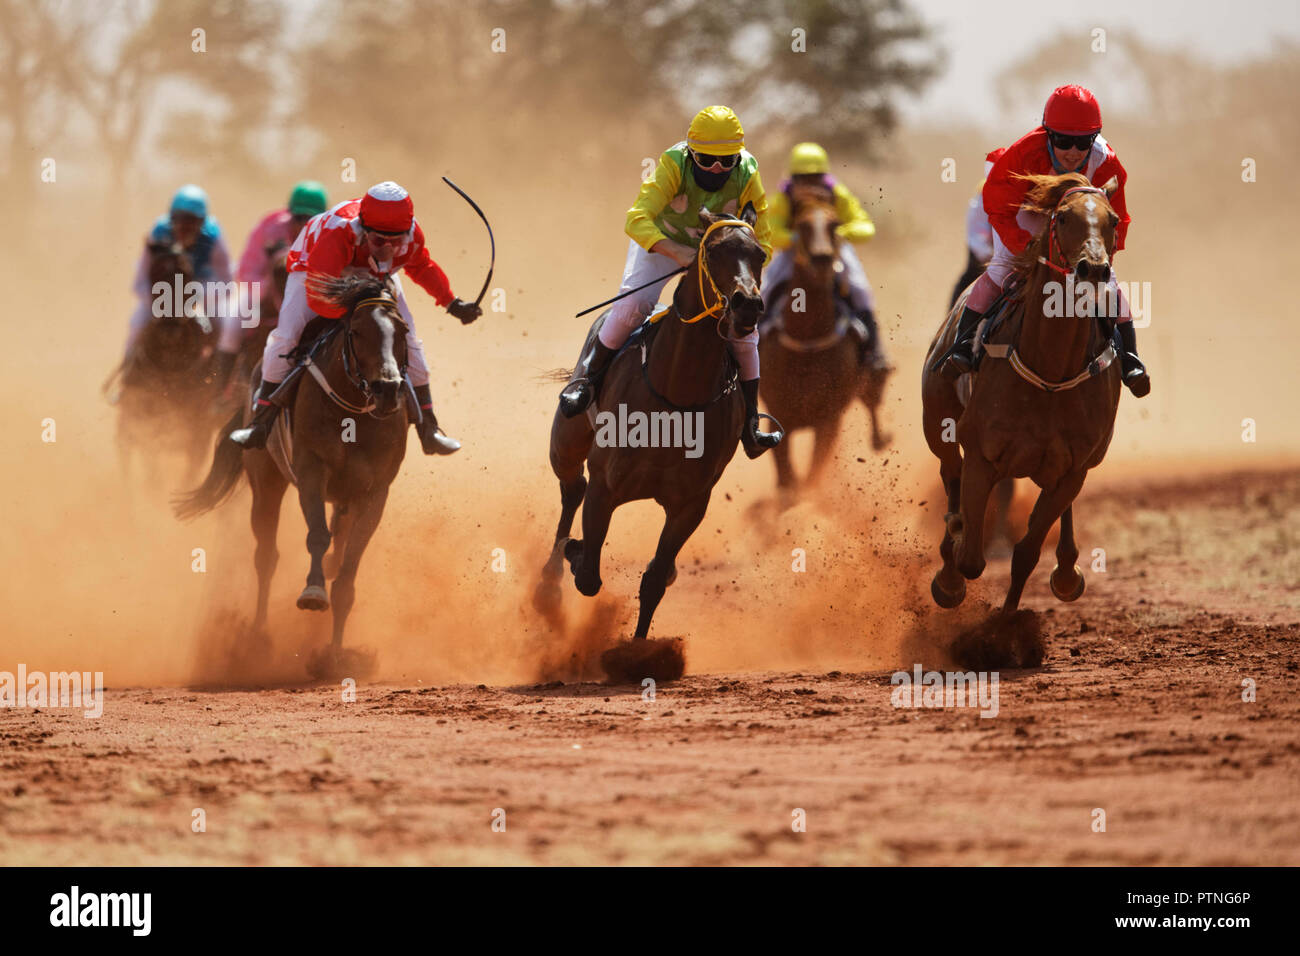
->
[363, 225, 406, 246]
[689, 149, 740, 172]
[1047, 129, 1099, 152]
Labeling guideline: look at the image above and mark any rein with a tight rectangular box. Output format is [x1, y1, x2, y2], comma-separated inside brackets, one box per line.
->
[1036, 185, 1107, 277]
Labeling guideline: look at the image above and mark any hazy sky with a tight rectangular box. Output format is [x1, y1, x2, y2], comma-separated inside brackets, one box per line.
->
[905, 0, 1300, 125]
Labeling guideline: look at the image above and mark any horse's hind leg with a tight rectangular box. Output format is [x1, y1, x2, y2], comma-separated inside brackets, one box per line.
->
[324, 504, 353, 580]
[635, 493, 711, 639]
[1049, 504, 1086, 602]
[295, 458, 331, 611]
[248, 457, 288, 631]
[329, 489, 389, 650]
[1003, 471, 1088, 615]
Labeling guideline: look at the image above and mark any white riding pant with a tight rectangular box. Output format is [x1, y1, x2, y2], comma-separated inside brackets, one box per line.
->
[261, 269, 431, 385]
[600, 239, 759, 381]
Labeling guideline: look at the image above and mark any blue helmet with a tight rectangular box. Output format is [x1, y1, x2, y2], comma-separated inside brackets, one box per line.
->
[170, 184, 209, 219]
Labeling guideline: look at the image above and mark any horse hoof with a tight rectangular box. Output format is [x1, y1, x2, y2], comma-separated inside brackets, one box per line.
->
[1050, 564, 1086, 602]
[575, 573, 602, 597]
[297, 585, 329, 611]
[562, 537, 583, 565]
[931, 573, 966, 609]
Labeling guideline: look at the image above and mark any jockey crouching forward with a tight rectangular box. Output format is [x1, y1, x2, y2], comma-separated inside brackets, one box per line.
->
[761, 142, 891, 370]
[941, 85, 1149, 397]
[124, 185, 242, 389]
[558, 105, 782, 459]
[231, 181, 482, 454]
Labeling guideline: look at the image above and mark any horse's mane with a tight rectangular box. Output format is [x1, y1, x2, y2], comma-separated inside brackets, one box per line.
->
[305, 272, 393, 313]
[1009, 171, 1094, 293]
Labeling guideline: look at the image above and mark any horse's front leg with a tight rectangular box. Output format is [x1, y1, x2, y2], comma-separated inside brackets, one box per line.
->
[1003, 471, 1088, 615]
[1049, 504, 1086, 602]
[295, 456, 331, 611]
[806, 416, 843, 489]
[329, 488, 389, 650]
[954, 450, 998, 581]
[568, 474, 613, 597]
[635, 493, 711, 639]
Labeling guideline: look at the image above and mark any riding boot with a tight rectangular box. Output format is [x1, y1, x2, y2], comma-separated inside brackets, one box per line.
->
[739, 377, 782, 460]
[1116, 321, 1151, 398]
[853, 308, 893, 371]
[559, 339, 617, 418]
[939, 305, 985, 379]
[228, 377, 281, 449]
[412, 383, 461, 455]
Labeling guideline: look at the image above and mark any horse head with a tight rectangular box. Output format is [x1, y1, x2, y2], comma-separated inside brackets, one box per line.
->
[789, 185, 840, 280]
[306, 274, 409, 416]
[1017, 172, 1120, 284]
[697, 205, 766, 339]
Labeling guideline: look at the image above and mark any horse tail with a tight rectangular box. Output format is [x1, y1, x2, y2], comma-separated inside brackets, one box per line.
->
[172, 407, 246, 521]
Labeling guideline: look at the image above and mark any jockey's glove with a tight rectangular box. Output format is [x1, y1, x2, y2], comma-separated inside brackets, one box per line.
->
[448, 298, 482, 324]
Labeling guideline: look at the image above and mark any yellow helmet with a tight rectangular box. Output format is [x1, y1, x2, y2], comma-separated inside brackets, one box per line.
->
[789, 142, 830, 175]
[687, 106, 745, 156]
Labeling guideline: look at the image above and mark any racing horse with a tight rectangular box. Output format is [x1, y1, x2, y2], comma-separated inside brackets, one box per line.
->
[922, 171, 1123, 615]
[175, 274, 411, 667]
[536, 207, 764, 644]
[111, 240, 220, 485]
[759, 184, 891, 499]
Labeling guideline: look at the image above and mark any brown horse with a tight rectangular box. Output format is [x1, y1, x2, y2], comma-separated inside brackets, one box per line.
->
[922, 171, 1123, 616]
[759, 186, 891, 499]
[536, 207, 764, 646]
[113, 241, 220, 484]
[175, 274, 410, 669]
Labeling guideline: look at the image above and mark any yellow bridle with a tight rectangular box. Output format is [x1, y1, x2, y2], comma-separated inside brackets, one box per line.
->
[649, 218, 757, 326]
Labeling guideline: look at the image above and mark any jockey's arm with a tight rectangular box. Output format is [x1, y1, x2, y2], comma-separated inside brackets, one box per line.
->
[737, 169, 773, 265]
[982, 147, 1034, 255]
[767, 191, 793, 252]
[302, 229, 353, 318]
[625, 150, 681, 253]
[832, 183, 876, 244]
[403, 226, 455, 308]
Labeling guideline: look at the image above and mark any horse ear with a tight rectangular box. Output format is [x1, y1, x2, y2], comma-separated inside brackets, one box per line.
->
[1101, 176, 1119, 198]
[698, 207, 720, 227]
[740, 201, 758, 228]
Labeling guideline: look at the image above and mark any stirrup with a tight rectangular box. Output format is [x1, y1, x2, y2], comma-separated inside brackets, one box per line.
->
[741, 413, 783, 459]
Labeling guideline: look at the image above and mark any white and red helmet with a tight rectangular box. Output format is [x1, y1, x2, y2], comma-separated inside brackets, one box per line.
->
[359, 181, 414, 233]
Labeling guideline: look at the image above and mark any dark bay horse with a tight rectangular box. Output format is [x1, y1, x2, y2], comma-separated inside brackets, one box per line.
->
[536, 207, 764, 644]
[759, 185, 891, 499]
[176, 274, 411, 667]
[113, 241, 220, 483]
[922, 172, 1123, 616]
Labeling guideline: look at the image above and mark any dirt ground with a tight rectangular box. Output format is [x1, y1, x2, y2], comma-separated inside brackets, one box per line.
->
[3, 468, 1297, 866]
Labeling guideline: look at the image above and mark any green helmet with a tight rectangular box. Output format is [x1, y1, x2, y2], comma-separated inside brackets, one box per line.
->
[288, 180, 329, 217]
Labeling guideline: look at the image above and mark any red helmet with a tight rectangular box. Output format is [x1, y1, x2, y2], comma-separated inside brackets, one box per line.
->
[359, 181, 414, 233]
[1042, 85, 1102, 135]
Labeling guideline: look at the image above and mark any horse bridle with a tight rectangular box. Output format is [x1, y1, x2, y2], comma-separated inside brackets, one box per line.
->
[1037, 185, 1108, 277]
[302, 294, 407, 417]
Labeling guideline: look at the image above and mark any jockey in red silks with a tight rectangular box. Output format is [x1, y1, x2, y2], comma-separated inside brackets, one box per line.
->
[942, 85, 1150, 397]
[231, 181, 482, 454]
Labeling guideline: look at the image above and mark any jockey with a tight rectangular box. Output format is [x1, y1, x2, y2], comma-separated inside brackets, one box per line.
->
[761, 142, 890, 369]
[236, 180, 329, 315]
[949, 148, 1006, 308]
[230, 181, 483, 455]
[558, 105, 782, 458]
[942, 85, 1150, 396]
[125, 185, 241, 387]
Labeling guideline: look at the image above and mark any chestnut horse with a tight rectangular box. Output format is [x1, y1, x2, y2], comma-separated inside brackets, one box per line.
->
[922, 172, 1123, 615]
[759, 185, 891, 498]
[536, 208, 764, 641]
[176, 274, 410, 665]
